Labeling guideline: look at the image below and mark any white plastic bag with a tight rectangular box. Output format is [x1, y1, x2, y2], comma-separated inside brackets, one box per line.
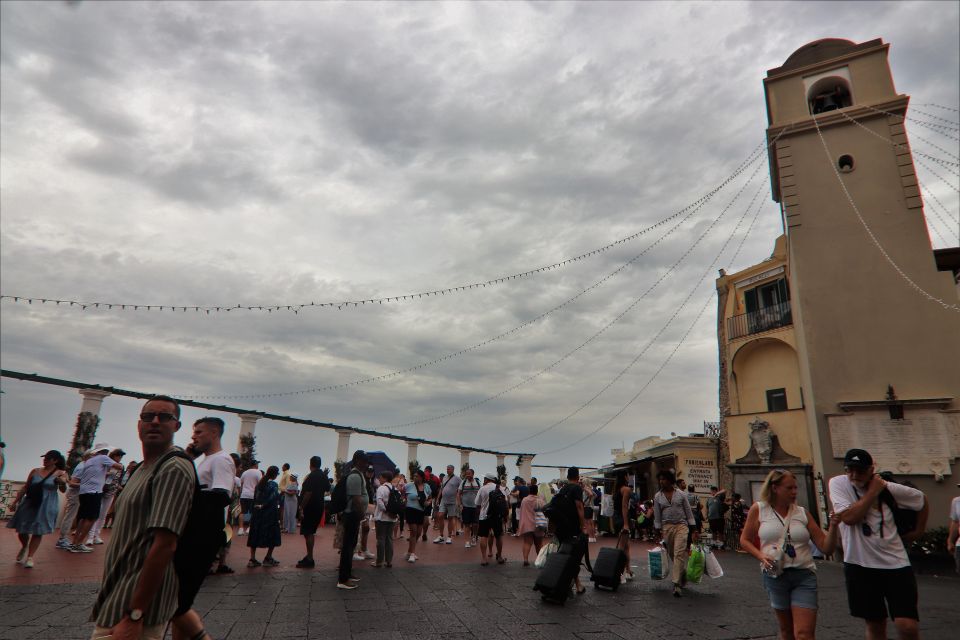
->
[705, 546, 724, 578]
[648, 545, 672, 579]
[534, 540, 559, 568]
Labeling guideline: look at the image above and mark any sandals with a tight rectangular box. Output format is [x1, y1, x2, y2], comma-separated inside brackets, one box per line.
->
[496, 556, 506, 565]
[262, 557, 279, 567]
[247, 559, 261, 568]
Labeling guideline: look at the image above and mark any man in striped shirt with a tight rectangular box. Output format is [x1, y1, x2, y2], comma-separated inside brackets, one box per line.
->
[653, 469, 698, 598]
[89, 396, 195, 640]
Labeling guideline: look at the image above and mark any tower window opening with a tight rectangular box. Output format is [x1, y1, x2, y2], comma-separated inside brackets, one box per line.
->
[807, 77, 853, 115]
[838, 155, 855, 172]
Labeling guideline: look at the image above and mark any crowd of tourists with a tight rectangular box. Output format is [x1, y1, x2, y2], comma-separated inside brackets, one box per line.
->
[4, 395, 957, 640]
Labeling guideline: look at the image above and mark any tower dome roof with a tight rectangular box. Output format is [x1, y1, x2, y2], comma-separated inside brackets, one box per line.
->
[769, 38, 884, 76]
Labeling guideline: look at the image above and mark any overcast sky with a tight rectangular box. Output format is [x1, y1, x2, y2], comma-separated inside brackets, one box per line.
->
[2, 1, 958, 483]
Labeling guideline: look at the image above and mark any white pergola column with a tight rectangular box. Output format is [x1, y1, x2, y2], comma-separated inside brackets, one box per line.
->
[335, 428, 353, 462]
[79, 389, 111, 415]
[459, 449, 471, 471]
[407, 442, 419, 469]
[237, 414, 259, 453]
[558, 467, 567, 480]
[518, 454, 535, 482]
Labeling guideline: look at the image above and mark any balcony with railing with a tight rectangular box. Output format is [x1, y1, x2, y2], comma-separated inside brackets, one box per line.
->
[728, 300, 793, 340]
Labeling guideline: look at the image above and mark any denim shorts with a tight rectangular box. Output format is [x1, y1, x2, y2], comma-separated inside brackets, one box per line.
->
[763, 567, 818, 611]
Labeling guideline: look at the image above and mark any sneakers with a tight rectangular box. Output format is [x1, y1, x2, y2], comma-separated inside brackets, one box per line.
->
[465, 541, 473, 548]
[620, 574, 628, 584]
[433, 536, 444, 544]
[23, 558, 34, 569]
[15, 547, 26, 563]
[247, 559, 261, 568]
[55, 538, 72, 550]
[70, 544, 94, 553]
[673, 585, 683, 598]
[296, 558, 315, 569]
[352, 553, 365, 561]
[444, 537, 452, 544]
[92, 537, 105, 545]
[588, 537, 597, 543]
[237, 529, 246, 536]
[336, 582, 358, 590]
[407, 554, 417, 563]
[363, 551, 375, 559]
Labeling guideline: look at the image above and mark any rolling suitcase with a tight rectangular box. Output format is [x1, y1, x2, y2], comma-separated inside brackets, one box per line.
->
[533, 540, 585, 605]
[591, 532, 628, 591]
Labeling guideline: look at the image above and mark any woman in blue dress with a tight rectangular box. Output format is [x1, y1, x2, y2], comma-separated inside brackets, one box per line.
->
[247, 465, 282, 567]
[7, 450, 67, 569]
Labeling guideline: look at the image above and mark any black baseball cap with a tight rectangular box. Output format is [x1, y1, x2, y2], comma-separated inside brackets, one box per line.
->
[843, 449, 873, 468]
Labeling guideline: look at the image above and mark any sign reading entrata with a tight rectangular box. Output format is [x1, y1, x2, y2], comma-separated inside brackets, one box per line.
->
[683, 457, 718, 490]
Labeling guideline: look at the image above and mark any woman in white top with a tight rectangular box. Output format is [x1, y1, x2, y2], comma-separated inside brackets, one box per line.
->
[740, 470, 838, 640]
[372, 470, 398, 567]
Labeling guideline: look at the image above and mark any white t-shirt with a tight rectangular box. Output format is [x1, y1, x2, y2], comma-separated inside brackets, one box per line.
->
[950, 496, 960, 523]
[375, 483, 398, 522]
[197, 450, 237, 494]
[476, 483, 506, 521]
[828, 475, 924, 569]
[239, 468, 263, 499]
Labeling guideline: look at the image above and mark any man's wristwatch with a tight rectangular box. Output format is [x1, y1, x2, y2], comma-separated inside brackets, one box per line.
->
[126, 608, 144, 622]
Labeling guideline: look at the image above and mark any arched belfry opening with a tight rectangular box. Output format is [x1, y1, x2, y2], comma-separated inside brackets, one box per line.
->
[807, 76, 852, 114]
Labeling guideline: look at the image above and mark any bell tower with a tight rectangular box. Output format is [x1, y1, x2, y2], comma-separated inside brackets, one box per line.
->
[762, 39, 960, 514]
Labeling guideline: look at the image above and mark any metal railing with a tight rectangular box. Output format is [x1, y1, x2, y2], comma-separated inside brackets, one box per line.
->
[728, 300, 792, 339]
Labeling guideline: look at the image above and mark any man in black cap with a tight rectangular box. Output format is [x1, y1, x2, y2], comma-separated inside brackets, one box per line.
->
[828, 448, 928, 640]
[337, 450, 370, 590]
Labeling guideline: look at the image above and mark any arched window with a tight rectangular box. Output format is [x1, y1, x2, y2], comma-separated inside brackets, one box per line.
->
[807, 76, 852, 115]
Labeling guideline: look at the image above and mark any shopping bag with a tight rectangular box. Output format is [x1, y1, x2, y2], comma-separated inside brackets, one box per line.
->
[648, 546, 667, 579]
[686, 545, 705, 584]
[535, 540, 559, 568]
[704, 546, 724, 578]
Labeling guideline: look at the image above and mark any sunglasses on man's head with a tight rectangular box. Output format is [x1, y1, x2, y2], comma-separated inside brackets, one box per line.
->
[139, 412, 178, 423]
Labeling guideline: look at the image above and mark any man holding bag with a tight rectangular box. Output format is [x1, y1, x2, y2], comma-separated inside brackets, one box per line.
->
[652, 470, 698, 597]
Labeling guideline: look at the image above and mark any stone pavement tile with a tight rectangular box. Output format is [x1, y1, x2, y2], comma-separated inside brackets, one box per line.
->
[225, 621, 267, 639]
[0, 627, 53, 640]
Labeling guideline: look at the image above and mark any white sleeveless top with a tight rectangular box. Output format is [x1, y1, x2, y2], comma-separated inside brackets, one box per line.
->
[757, 502, 815, 571]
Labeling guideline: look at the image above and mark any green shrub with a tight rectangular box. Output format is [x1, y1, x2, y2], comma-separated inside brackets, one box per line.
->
[909, 526, 948, 556]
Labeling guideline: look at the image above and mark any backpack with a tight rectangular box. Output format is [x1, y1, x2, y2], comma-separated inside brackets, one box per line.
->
[329, 469, 361, 514]
[386, 486, 405, 518]
[487, 486, 507, 520]
[151, 449, 225, 560]
[544, 487, 579, 537]
[879, 488, 919, 539]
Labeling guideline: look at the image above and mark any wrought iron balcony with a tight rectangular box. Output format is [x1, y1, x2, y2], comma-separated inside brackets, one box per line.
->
[728, 300, 792, 340]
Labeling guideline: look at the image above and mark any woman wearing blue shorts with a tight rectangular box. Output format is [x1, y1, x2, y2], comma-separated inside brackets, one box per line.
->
[741, 470, 838, 640]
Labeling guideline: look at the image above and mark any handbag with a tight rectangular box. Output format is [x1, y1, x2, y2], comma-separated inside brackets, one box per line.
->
[704, 546, 724, 578]
[762, 504, 794, 578]
[534, 509, 549, 531]
[534, 540, 559, 568]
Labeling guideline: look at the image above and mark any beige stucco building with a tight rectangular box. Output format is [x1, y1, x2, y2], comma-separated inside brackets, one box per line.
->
[717, 38, 960, 526]
[606, 434, 719, 503]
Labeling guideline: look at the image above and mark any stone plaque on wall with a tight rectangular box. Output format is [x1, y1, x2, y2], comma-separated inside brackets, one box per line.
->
[828, 410, 957, 475]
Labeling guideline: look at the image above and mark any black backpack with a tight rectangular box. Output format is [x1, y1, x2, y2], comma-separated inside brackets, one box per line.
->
[386, 486, 405, 517]
[487, 486, 507, 520]
[150, 449, 226, 560]
[879, 488, 919, 539]
[544, 488, 579, 537]
[329, 470, 360, 514]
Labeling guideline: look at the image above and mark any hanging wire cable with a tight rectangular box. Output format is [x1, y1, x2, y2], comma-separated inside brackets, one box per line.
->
[812, 114, 960, 312]
[919, 181, 960, 229]
[917, 103, 960, 114]
[914, 155, 960, 194]
[533, 174, 774, 458]
[910, 129, 960, 163]
[918, 184, 960, 244]
[836, 110, 960, 174]
[910, 108, 960, 128]
[180, 141, 781, 400]
[860, 104, 960, 142]
[491, 179, 768, 449]
[0, 140, 775, 316]
[537, 288, 714, 457]
[375, 160, 767, 431]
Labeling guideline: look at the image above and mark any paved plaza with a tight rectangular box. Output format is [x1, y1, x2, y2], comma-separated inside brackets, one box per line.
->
[1, 531, 957, 640]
